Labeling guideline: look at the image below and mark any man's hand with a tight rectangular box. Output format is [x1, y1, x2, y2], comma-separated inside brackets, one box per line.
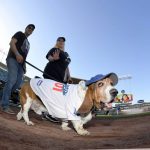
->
[52, 49, 60, 60]
[68, 78, 73, 84]
[16, 54, 24, 63]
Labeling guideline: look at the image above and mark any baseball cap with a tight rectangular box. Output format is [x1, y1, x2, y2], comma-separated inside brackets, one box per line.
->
[86, 72, 118, 86]
[57, 37, 66, 42]
[26, 24, 35, 30]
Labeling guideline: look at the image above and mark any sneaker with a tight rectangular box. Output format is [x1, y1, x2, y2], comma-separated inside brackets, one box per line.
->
[42, 113, 59, 123]
[1, 107, 15, 115]
[9, 100, 20, 107]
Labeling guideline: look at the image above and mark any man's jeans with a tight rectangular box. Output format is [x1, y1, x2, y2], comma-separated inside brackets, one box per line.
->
[1, 58, 24, 109]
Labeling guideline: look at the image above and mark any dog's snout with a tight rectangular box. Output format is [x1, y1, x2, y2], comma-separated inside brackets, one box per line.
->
[109, 89, 118, 97]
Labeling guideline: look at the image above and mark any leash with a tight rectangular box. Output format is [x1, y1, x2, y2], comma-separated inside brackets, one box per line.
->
[25, 60, 60, 82]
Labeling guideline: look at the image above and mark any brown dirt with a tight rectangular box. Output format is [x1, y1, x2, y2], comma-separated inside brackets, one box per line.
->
[0, 107, 150, 150]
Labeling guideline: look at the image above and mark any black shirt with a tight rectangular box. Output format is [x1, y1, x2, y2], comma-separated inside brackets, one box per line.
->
[43, 48, 71, 83]
[7, 31, 30, 62]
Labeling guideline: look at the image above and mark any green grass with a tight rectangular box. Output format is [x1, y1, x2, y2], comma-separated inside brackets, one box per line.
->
[96, 112, 150, 119]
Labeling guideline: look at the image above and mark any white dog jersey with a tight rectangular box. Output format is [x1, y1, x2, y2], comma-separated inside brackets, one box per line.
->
[30, 78, 87, 120]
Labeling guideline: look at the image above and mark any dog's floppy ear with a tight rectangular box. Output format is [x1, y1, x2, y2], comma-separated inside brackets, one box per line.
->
[77, 84, 94, 114]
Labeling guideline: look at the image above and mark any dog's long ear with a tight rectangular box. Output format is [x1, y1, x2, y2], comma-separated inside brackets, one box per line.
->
[77, 84, 94, 114]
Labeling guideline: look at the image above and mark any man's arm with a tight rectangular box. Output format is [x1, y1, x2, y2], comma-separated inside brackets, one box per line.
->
[9, 38, 23, 63]
[64, 67, 73, 84]
[47, 48, 60, 61]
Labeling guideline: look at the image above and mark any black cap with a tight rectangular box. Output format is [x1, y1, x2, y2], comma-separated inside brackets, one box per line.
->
[57, 37, 66, 42]
[26, 24, 35, 30]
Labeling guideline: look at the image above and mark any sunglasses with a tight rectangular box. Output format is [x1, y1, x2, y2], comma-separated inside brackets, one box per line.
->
[28, 26, 34, 30]
[57, 39, 65, 42]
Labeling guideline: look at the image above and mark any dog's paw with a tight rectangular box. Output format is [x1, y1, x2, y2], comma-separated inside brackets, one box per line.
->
[62, 126, 71, 131]
[26, 121, 34, 126]
[77, 129, 90, 136]
[17, 114, 22, 121]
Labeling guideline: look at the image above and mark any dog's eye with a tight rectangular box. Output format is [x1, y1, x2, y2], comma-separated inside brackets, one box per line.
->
[98, 82, 104, 87]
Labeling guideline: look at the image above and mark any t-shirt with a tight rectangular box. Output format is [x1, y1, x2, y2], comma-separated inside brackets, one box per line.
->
[30, 78, 86, 120]
[43, 48, 71, 83]
[7, 31, 30, 62]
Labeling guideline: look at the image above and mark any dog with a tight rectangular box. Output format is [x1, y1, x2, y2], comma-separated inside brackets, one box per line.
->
[17, 73, 118, 135]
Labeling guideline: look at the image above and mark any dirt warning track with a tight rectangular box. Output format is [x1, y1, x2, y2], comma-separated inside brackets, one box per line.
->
[0, 107, 150, 150]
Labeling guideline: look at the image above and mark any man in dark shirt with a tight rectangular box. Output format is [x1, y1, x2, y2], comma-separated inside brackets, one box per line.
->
[1, 24, 35, 114]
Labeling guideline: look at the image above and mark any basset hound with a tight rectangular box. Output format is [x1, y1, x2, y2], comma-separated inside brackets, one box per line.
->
[17, 73, 118, 135]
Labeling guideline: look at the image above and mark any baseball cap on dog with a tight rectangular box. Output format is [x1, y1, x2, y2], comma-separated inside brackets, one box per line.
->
[57, 37, 66, 42]
[86, 73, 118, 86]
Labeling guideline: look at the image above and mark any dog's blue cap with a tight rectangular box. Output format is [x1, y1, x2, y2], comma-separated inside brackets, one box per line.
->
[86, 72, 118, 86]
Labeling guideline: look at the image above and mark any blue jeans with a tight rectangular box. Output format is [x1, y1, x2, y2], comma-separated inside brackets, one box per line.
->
[1, 58, 24, 109]
[0, 89, 3, 100]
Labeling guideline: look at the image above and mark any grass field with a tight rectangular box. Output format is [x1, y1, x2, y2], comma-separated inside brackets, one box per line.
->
[96, 111, 150, 119]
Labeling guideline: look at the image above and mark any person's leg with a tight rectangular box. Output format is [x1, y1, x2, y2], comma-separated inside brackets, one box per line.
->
[12, 63, 24, 92]
[1, 58, 19, 110]
[10, 64, 24, 105]
[0, 81, 6, 100]
[0, 90, 3, 100]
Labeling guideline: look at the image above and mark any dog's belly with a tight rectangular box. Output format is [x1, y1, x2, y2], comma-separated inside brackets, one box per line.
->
[42, 98, 67, 118]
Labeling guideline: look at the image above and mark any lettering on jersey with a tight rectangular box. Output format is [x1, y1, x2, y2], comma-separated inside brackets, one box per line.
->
[63, 84, 69, 95]
[53, 82, 63, 92]
[37, 80, 43, 86]
[53, 82, 69, 95]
